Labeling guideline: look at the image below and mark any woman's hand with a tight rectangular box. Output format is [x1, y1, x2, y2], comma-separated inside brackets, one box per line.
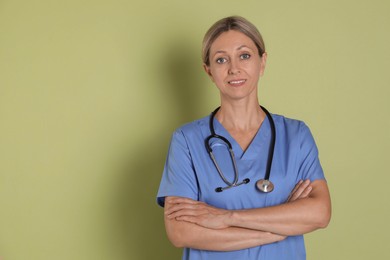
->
[286, 179, 313, 203]
[165, 179, 314, 231]
[165, 197, 230, 229]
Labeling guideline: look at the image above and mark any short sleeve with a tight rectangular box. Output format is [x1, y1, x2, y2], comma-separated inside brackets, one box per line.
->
[297, 123, 325, 181]
[156, 129, 199, 207]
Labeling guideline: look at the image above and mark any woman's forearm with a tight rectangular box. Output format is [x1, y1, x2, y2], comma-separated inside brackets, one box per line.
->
[165, 217, 285, 251]
[166, 180, 331, 237]
[164, 196, 285, 251]
[228, 180, 331, 236]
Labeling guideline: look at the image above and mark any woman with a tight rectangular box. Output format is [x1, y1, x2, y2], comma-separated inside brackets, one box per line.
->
[157, 16, 331, 260]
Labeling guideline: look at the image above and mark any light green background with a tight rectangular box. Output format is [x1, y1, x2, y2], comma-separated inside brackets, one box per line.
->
[0, 0, 389, 259]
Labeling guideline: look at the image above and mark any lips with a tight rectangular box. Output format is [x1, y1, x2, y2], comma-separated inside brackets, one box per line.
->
[228, 79, 246, 86]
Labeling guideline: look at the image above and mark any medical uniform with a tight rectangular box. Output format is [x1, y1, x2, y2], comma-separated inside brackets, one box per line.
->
[157, 113, 325, 260]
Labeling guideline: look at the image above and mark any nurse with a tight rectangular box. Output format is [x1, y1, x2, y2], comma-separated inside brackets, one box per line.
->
[157, 16, 331, 260]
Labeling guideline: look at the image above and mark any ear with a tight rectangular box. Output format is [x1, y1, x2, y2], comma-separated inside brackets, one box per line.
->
[259, 52, 268, 77]
[203, 63, 215, 82]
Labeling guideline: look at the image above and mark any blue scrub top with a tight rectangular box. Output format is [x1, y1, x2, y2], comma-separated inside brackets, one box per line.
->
[157, 113, 325, 260]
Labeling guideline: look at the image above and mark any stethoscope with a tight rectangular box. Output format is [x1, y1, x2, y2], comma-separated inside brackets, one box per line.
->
[205, 106, 276, 193]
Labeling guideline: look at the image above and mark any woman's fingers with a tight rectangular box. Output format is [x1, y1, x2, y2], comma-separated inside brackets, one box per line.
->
[165, 198, 206, 218]
[287, 179, 312, 202]
[166, 197, 199, 205]
[166, 204, 206, 219]
[299, 184, 313, 198]
[288, 180, 303, 199]
[164, 197, 229, 229]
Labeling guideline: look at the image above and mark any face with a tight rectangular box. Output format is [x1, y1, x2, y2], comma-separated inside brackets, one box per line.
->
[204, 30, 267, 102]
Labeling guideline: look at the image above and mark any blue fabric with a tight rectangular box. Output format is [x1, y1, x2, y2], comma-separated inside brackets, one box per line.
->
[157, 113, 325, 260]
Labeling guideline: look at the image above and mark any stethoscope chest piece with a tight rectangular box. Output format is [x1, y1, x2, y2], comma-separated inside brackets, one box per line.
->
[256, 179, 274, 193]
[206, 105, 276, 193]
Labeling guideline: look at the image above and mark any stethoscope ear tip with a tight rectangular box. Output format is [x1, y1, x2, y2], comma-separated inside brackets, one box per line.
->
[215, 187, 223, 192]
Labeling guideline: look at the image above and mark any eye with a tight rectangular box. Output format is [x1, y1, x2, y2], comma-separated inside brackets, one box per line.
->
[216, 57, 227, 64]
[240, 53, 251, 60]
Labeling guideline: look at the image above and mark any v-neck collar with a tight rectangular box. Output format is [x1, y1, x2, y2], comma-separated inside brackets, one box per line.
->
[212, 116, 271, 160]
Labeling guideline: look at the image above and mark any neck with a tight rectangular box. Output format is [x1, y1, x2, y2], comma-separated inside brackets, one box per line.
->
[216, 99, 265, 131]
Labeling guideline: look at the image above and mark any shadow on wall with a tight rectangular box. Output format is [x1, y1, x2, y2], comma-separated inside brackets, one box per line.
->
[114, 39, 208, 259]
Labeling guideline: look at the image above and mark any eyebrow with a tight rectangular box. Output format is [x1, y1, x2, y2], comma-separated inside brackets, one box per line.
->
[237, 45, 250, 50]
[212, 45, 252, 56]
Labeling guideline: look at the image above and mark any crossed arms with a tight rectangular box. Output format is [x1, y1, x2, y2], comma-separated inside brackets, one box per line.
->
[163, 179, 331, 251]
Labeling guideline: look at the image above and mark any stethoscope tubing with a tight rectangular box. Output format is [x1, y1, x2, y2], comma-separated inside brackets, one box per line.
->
[205, 105, 276, 192]
[262, 106, 276, 181]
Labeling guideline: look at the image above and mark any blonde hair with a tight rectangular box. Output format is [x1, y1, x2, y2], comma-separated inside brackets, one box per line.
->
[202, 16, 266, 66]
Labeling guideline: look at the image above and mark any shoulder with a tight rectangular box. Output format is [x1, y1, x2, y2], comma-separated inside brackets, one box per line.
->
[271, 113, 309, 134]
[271, 113, 317, 150]
[167, 115, 210, 152]
[173, 115, 209, 139]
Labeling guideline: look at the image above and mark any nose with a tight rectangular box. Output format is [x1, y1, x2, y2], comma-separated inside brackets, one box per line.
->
[228, 58, 240, 75]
